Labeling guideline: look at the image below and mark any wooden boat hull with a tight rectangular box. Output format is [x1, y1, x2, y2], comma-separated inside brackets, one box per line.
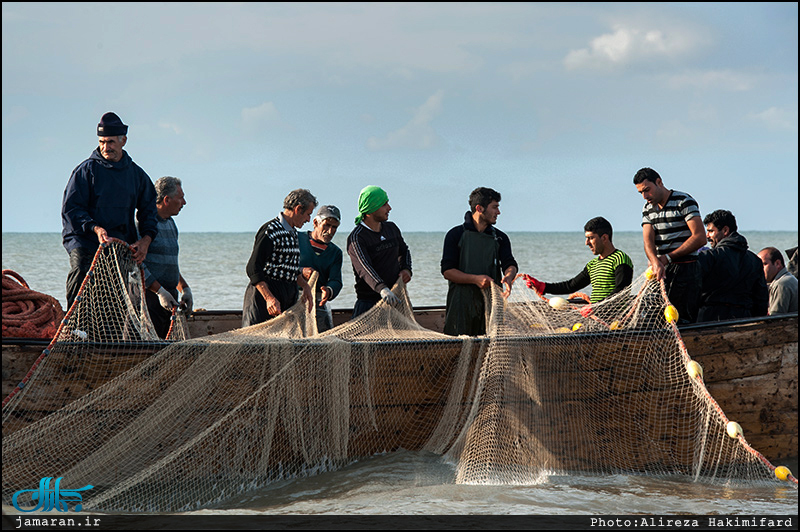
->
[3, 311, 797, 467]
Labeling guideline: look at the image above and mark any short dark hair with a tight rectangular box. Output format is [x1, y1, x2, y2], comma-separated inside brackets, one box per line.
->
[584, 216, 613, 241]
[703, 209, 737, 233]
[760, 246, 784, 266]
[633, 167, 661, 185]
[469, 187, 501, 213]
[283, 189, 317, 211]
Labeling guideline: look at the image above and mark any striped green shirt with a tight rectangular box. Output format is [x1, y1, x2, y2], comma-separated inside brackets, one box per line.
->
[586, 250, 634, 303]
[545, 249, 634, 303]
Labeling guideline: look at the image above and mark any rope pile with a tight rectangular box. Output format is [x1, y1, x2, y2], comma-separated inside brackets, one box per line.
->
[2, 270, 64, 339]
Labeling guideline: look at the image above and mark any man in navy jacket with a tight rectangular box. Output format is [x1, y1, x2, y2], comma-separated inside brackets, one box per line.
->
[61, 112, 158, 308]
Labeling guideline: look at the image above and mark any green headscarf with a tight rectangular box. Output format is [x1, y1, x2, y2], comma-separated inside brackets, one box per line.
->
[354, 185, 389, 225]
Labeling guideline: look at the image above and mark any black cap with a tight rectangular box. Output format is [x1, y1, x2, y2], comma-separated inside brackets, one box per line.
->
[97, 112, 128, 136]
[315, 205, 341, 222]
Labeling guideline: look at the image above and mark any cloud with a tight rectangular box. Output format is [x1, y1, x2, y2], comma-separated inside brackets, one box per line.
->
[366, 90, 444, 151]
[748, 107, 796, 131]
[158, 122, 183, 135]
[498, 60, 549, 81]
[241, 102, 281, 132]
[564, 24, 698, 70]
[666, 70, 755, 92]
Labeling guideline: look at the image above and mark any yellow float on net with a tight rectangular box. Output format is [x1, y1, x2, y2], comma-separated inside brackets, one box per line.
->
[645, 267, 655, 280]
[775, 466, 792, 481]
[664, 305, 679, 323]
[572, 322, 583, 331]
[555, 327, 571, 334]
[609, 320, 622, 330]
[726, 421, 743, 439]
[686, 360, 703, 379]
[549, 297, 569, 310]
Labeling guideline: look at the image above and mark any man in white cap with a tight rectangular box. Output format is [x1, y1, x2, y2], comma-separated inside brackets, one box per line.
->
[299, 205, 344, 332]
[62, 112, 158, 308]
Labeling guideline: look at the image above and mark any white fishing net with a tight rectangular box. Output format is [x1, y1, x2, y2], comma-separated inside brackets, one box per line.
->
[2, 241, 795, 513]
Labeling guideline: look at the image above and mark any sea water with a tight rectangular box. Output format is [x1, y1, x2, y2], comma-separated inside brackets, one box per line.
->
[3, 231, 798, 312]
[2, 231, 798, 521]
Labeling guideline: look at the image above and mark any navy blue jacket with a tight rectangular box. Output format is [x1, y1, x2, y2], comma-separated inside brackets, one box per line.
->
[62, 149, 158, 253]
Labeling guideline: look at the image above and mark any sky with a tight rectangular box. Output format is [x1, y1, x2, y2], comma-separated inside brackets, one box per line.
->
[2, 2, 798, 235]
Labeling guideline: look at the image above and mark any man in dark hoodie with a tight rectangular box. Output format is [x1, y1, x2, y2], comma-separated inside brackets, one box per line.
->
[696, 209, 768, 322]
[441, 187, 518, 336]
[61, 112, 159, 309]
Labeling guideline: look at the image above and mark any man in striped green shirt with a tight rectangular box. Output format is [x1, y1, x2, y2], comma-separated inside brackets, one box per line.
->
[523, 217, 633, 308]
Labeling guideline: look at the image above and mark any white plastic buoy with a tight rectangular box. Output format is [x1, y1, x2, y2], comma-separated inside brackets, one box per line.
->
[726, 421, 742, 439]
[549, 297, 568, 310]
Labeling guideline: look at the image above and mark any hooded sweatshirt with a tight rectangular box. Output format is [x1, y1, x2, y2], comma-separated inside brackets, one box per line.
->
[697, 231, 768, 318]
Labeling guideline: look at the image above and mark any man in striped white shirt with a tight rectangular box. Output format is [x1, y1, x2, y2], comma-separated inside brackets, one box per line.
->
[634, 168, 707, 324]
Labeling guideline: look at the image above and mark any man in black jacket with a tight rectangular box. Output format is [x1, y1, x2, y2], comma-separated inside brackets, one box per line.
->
[697, 210, 768, 322]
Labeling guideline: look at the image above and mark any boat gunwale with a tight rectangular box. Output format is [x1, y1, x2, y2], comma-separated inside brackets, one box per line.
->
[2, 312, 797, 347]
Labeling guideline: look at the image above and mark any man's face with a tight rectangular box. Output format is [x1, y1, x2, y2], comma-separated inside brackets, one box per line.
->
[758, 250, 782, 283]
[635, 178, 664, 206]
[291, 205, 315, 228]
[478, 200, 501, 225]
[311, 217, 340, 243]
[585, 231, 606, 256]
[162, 185, 186, 218]
[371, 202, 391, 223]
[98, 135, 126, 162]
[705, 223, 728, 248]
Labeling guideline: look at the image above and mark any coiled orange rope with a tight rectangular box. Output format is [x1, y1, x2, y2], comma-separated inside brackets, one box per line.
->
[2, 270, 65, 339]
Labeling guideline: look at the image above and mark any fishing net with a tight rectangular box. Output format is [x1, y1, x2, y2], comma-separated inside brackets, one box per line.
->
[2, 241, 795, 513]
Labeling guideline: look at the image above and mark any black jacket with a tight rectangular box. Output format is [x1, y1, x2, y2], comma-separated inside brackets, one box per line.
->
[697, 232, 768, 321]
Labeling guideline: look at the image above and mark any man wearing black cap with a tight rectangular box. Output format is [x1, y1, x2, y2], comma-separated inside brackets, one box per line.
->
[299, 205, 344, 332]
[61, 112, 159, 308]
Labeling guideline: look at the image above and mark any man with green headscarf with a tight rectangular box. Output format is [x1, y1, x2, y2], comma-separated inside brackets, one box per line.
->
[347, 185, 412, 318]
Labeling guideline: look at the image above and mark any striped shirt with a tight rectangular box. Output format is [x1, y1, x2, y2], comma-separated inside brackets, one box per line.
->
[141, 216, 180, 298]
[586, 250, 634, 303]
[545, 249, 634, 303]
[641, 190, 701, 257]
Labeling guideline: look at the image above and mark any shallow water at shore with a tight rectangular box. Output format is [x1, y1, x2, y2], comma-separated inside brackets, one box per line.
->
[204, 451, 796, 516]
[2, 231, 798, 521]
